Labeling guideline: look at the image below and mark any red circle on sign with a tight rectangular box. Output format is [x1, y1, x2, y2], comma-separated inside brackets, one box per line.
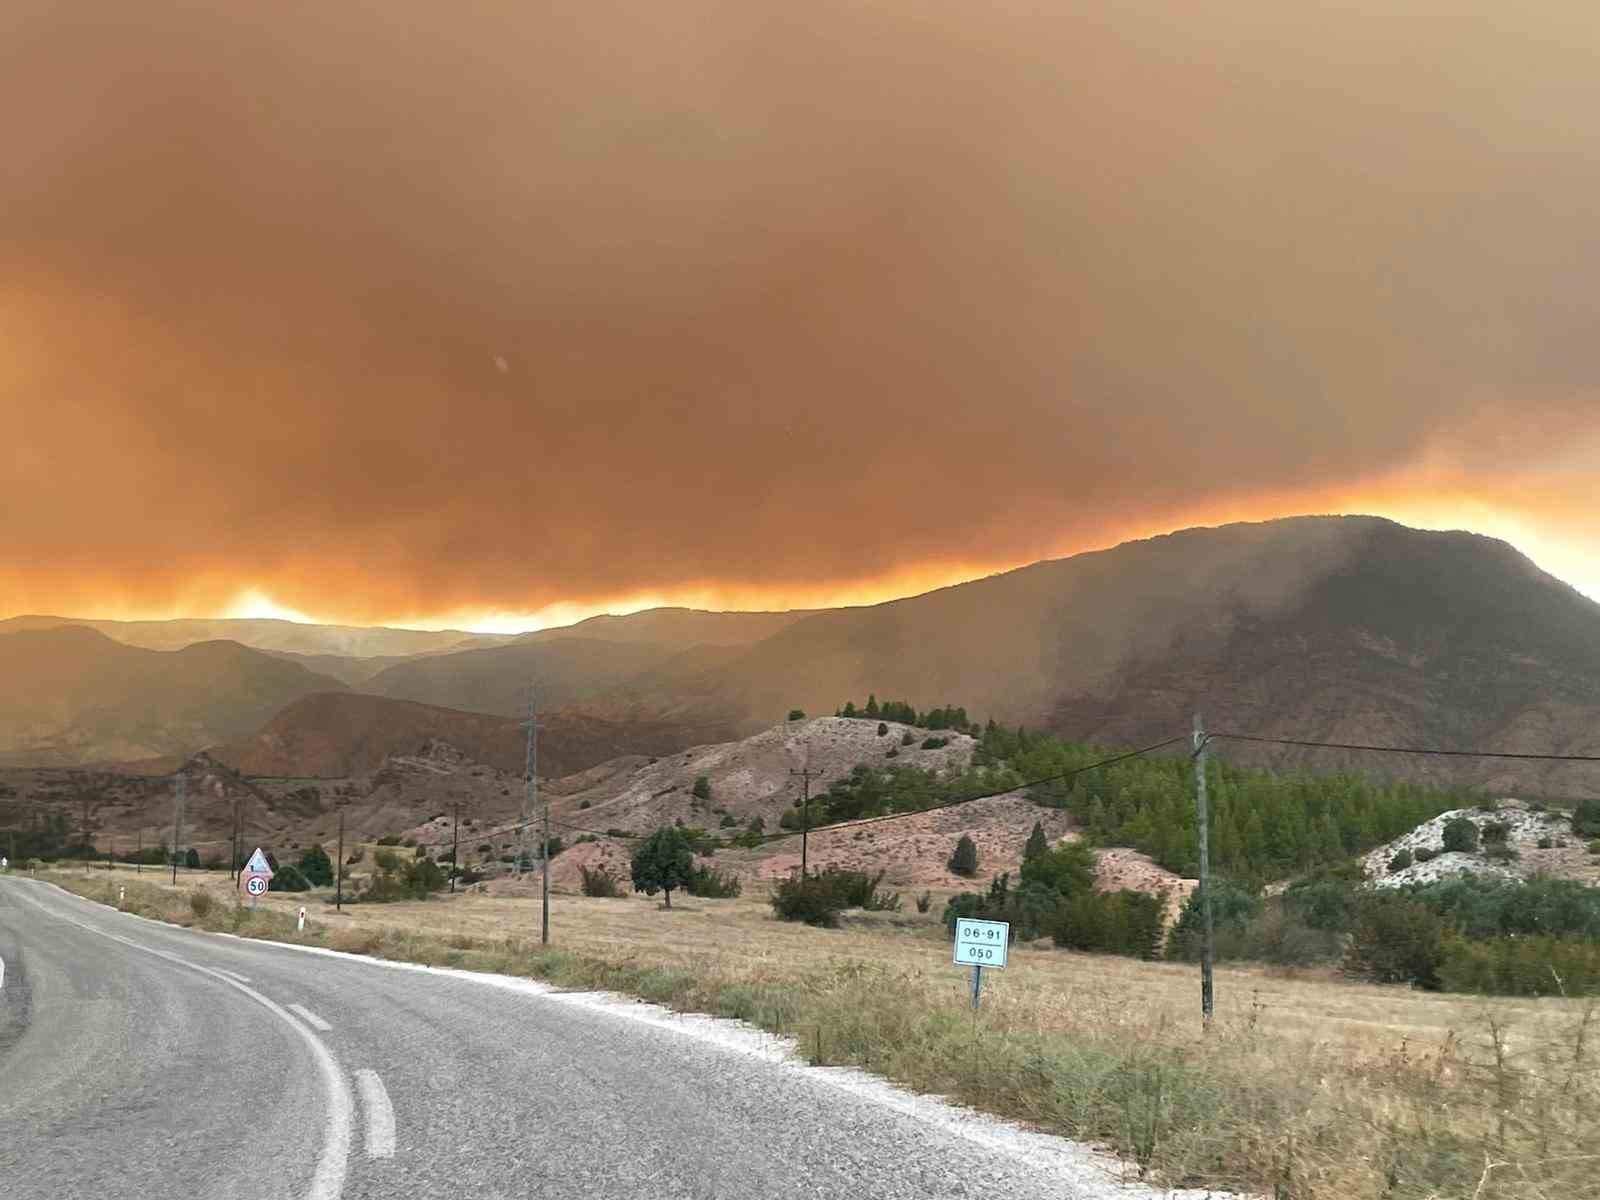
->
[245, 875, 267, 896]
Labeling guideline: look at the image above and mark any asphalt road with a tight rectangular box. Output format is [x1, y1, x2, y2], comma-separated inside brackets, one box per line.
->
[0, 877, 1210, 1200]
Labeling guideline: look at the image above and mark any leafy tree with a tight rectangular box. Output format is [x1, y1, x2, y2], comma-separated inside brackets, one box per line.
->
[947, 834, 978, 877]
[630, 826, 695, 908]
[1573, 799, 1600, 838]
[1344, 896, 1446, 988]
[1023, 821, 1049, 861]
[692, 776, 712, 801]
[297, 844, 334, 886]
[1166, 880, 1261, 961]
[1442, 817, 1480, 854]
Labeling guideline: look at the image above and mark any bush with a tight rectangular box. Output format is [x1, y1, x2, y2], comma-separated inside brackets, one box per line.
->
[1344, 896, 1446, 988]
[1051, 890, 1164, 958]
[915, 891, 932, 914]
[685, 863, 742, 898]
[1537, 836, 1554, 849]
[948, 834, 978, 877]
[631, 826, 695, 908]
[901, 731, 914, 746]
[1020, 842, 1096, 896]
[1414, 846, 1439, 863]
[771, 868, 898, 927]
[1481, 820, 1511, 846]
[1590, 840, 1600, 856]
[414, 843, 429, 858]
[877, 722, 888, 736]
[297, 844, 334, 887]
[188, 891, 215, 919]
[1166, 880, 1261, 961]
[269, 863, 311, 892]
[1484, 843, 1519, 862]
[1441, 817, 1480, 854]
[944, 873, 1059, 943]
[579, 865, 623, 898]
[884, 747, 899, 758]
[718, 815, 739, 828]
[787, 709, 806, 721]
[692, 776, 712, 801]
[356, 856, 446, 902]
[921, 737, 949, 750]
[376, 835, 402, 847]
[1388, 848, 1413, 872]
[1438, 933, 1600, 996]
[184, 848, 201, 869]
[578, 800, 591, 809]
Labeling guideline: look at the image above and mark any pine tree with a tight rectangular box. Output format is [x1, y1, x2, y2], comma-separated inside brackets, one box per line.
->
[948, 834, 979, 877]
[864, 694, 880, 718]
[1023, 821, 1049, 861]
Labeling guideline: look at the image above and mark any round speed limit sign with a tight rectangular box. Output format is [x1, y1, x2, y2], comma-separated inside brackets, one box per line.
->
[245, 875, 268, 897]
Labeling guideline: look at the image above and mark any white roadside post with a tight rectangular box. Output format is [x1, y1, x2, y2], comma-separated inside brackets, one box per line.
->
[953, 917, 1009, 1009]
[297, 906, 306, 932]
[118, 886, 125, 907]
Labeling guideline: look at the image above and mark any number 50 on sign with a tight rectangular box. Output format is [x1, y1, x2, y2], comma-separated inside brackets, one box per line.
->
[953, 918, 1009, 968]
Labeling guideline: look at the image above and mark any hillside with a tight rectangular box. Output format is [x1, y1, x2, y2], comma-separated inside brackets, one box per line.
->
[0, 614, 508, 657]
[338, 518, 1600, 795]
[0, 627, 351, 765]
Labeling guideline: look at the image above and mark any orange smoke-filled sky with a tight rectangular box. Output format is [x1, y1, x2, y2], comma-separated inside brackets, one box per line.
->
[4, 0, 1599, 631]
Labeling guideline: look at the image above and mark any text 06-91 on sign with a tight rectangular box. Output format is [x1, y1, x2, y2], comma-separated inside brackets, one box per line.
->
[952, 918, 1008, 968]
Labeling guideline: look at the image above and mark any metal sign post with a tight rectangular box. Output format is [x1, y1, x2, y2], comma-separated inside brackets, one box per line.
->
[953, 917, 1009, 1009]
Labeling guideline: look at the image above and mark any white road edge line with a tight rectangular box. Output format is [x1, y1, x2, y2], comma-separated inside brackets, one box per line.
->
[0, 953, 6, 991]
[10, 886, 353, 1200]
[355, 1069, 396, 1159]
[290, 1003, 334, 1032]
[214, 967, 251, 983]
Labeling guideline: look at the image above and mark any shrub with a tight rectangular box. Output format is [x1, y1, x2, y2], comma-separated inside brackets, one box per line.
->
[346, 847, 365, 864]
[477, 843, 492, 854]
[188, 890, 215, 919]
[1484, 843, 1519, 862]
[579, 800, 591, 809]
[414, 843, 428, 858]
[1438, 933, 1600, 996]
[269, 863, 311, 892]
[1476, 799, 1500, 813]
[1020, 842, 1096, 896]
[356, 856, 446, 902]
[631, 826, 695, 908]
[1388, 849, 1413, 872]
[944, 873, 1058, 942]
[685, 863, 742, 898]
[1051, 890, 1164, 958]
[184, 848, 200, 869]
[787, 709, 805, 721]
[885, 747, 899, 758]
[376, 835, 402, 847]
[1441, 817, 1480, 854]
[1481, 820, 1511, 845]
[901, 731, 915, 746]
[1537, 837, 1554, 850]
[921, 737, 949, 750]
[1166, 880, 1261, 961]
[877, 722, 888, 736]
[1343, 896, 1445, 989]
[297, 844, 334, 887]
[718, 815, 739, 828]
[915, 891, 932, 914]
[1573, 799, 1600, 837]
[1414, 846, 1439, 863]
[948, 834, 979, 877]
[771, 868, 898, 927]
[1590, 840, 1600, 856]
[692, 776, 712, 801]
[579, 865, 624, 898]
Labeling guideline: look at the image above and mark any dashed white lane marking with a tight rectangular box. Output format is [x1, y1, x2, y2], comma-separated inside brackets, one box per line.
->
[0, 953, 6, 991]
[214, 968, 251, 984]
[355, 1069, 396, 1159]
[289, 1003, 333, 1032]
[11, 886, 353, 1200]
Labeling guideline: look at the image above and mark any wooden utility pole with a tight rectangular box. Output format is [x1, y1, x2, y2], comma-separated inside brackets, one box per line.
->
[335, 807, 345, 913]
[450, 802, 460, 895]
[789, 767, 816, 877]
[170, 774, 185, 886]
[1193, 713, 1215, 1029]
[230, 797, 241, 883]
[136, 829, 142, 875]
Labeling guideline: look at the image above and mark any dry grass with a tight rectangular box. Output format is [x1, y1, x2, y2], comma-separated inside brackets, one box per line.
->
[43, 864, 1600, 1199]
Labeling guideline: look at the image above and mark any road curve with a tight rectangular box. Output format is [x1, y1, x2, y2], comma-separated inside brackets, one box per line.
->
[0, 878, 1211, 1199]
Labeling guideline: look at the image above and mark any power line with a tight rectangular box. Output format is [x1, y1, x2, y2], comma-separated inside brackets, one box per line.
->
[1212, 733, 1600, 763]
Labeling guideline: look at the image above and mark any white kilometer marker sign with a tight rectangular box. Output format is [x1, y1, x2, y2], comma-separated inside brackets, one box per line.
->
[355, 1070, 396, 1159]
[289, 1003, 333, 1032]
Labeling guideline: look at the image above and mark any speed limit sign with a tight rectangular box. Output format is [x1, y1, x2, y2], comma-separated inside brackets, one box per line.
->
[245, 874, 268, 897]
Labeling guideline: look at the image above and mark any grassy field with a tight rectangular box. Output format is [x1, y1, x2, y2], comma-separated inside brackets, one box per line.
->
[30, 863, 1600, 1199]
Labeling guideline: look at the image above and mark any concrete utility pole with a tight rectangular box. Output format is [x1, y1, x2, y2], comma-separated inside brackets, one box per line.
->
[136, 829, 142, 875]
[1193, 713, 1215, 1029]
[519, 683, 536, 880]
[789, 767, 816, 877]
[230, 797, 240, 883]
[170, 774, 185, 886]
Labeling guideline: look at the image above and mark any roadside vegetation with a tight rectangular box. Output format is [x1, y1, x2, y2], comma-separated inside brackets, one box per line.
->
[33, 865, 1600, 1200]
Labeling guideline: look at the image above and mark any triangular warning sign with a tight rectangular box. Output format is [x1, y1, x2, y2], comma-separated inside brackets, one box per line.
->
[244, 847, 273, 876]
